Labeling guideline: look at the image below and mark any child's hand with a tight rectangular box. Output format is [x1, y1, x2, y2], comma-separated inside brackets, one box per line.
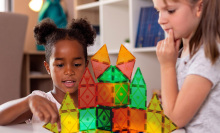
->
[156, 29, 181, 68]
[28, 95, 61, 131]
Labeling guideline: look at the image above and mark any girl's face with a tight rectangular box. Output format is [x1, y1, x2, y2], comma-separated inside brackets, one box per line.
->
[153, 0, 202, 40]
[45, 40, 87, 94]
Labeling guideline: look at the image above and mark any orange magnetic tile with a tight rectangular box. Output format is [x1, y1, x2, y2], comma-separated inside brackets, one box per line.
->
[116, 60, 135, 80]
[79, 67, 95, 86]
[91, 60, 110, 79]
[91, 44, 110, 64]
[129, 108, 146, 132]
[97, 83, 113, 106]
[112, 108, 129, 131]
[116, 44, 136, 65]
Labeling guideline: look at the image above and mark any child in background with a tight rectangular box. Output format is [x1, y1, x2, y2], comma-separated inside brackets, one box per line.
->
[153, 0, 220, 132]
[0, 18, 96, 129]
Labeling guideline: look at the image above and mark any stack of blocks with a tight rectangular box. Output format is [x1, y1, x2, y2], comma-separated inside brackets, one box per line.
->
[78, 44, 146, 132]
[43, 44, 178, 133]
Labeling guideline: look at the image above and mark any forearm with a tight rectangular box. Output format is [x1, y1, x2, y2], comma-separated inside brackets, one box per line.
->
[0, 96, 30, 125]
[160, 66, 178, 116]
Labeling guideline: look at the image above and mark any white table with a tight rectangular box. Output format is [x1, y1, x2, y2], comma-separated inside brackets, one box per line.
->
[0, 123, 186, 133]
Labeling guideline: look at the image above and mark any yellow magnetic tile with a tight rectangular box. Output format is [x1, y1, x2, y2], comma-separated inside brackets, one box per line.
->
[60, 112, 79, 133]
[164, 116, 178, 133]
[146, 112, 163, 133]
[43, 123, 59, 133]
[147, 93, 163, 112]
[60, 92, 77, 112]
[91, 44, 110, 64]
[116, 44, 136, 65]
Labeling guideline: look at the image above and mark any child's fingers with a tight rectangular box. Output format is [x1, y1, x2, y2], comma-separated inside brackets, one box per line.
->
[168, 29, 174, 45]
[57, 120, 61, 132]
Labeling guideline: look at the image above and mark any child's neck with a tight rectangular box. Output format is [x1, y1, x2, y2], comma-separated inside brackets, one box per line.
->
[51, 88, 78, 108]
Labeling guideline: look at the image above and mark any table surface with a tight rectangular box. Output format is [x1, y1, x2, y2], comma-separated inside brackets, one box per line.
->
[0, 123, 186, 133]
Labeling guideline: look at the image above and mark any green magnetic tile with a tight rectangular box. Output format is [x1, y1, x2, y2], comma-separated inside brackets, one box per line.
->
[115, 83, 129, 105]
[79, 108, 97, 131]
[97, 107, 112, 131]
[131, 67, 146, 86]
[98, 66, 129, 83]
[130, 86, 146, 109]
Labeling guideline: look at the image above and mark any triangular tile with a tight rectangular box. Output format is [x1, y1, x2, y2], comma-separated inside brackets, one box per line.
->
[91, 44, 110, 64]
[164, 116, 178, 133]
[60, 92, 77, 112]
[116, 44, 135, 65]
[43, 123, 58, 133]
[147, 93, 163, 112]
[91, 60, 110, 79]
[131, 67, 146, 86]
[79, 67, 95, 86]
[98, 66, 129, 83]
[116, 60, 135, 80]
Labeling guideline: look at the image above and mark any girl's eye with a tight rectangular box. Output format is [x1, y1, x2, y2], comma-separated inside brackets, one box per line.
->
[56, 64, 64, 67]
[168, 10, 175, 14]
[74, 64, 82, 67]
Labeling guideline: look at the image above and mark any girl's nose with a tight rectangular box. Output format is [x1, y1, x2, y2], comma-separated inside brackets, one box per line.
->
[64, 66, 75, 76]
[158, 12, 167, 25]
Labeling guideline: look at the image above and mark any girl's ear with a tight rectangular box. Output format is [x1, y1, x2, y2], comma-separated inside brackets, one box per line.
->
[196, 0, 203, 17]
[44, 61, 51, 75]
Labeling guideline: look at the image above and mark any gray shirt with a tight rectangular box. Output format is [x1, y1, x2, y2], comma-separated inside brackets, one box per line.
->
[176, 45, 220, 133]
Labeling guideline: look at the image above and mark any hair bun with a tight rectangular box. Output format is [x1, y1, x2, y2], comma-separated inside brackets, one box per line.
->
[34, 18, 57, 45]
[67, 18, 96, 46]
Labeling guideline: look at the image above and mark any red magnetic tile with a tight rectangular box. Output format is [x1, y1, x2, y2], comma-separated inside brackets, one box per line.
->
[78, 86, 97, 109]
[116, 60, 135, 80]
[91, 60, 110, 79]
[79, 67, 95, 86]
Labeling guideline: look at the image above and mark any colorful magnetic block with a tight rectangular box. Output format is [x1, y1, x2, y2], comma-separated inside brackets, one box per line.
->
[146, 94, 178, 133]
[91, 44, 110, 64]
[97, 83, 130, 107]
[98, 66, 129, 83]
[91, 60, 110, 79]
[116, 44, 136, 65]
[79, 106, 112, 131]
[116, 60, 135, 80]
[44, 92, 79, 133]
[112, 107, 146, 132]
[112, 107, 129, 131]
[79, 67, 97, 109]
[129, 108, 146, 132]
[43, 123, 59, 133]
[130, 67, 147, 110]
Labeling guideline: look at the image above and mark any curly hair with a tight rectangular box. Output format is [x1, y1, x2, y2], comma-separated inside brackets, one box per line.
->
[34, 18, 96, 63]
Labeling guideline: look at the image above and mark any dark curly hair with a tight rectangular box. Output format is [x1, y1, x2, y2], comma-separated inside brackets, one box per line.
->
[34, 18, 96, 63]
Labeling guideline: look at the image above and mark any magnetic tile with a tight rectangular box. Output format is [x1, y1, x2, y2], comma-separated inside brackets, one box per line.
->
[116, 60, 135, 80]
[116, 44, 136, 65]
[91, 60, 110, 79]
[91, 44, 110, 65]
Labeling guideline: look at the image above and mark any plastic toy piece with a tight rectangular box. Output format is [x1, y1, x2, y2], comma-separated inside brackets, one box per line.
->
[79, 68, 97, 109]
[43, 123, 59, 133]
[146, 93, 178, 133]
[116, 60, 135, 80]
[112, 107, 146, 132]
[43, 92, 79, 133]
[116, 44, 136, 65]
[91, 44, 110, 64]
[112, 107, 129, 131]
[97, 83, 130, 107]
[79, 67, 96, 86]
[97, 66, 129, 83]
[130, 67, 147, 110]
[91, 60, 110, 79]
[79, 106, 112, 131]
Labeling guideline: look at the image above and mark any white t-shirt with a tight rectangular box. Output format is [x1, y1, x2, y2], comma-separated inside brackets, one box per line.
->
[26, 90, 61, 123]
[176, 45, 220, 133]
